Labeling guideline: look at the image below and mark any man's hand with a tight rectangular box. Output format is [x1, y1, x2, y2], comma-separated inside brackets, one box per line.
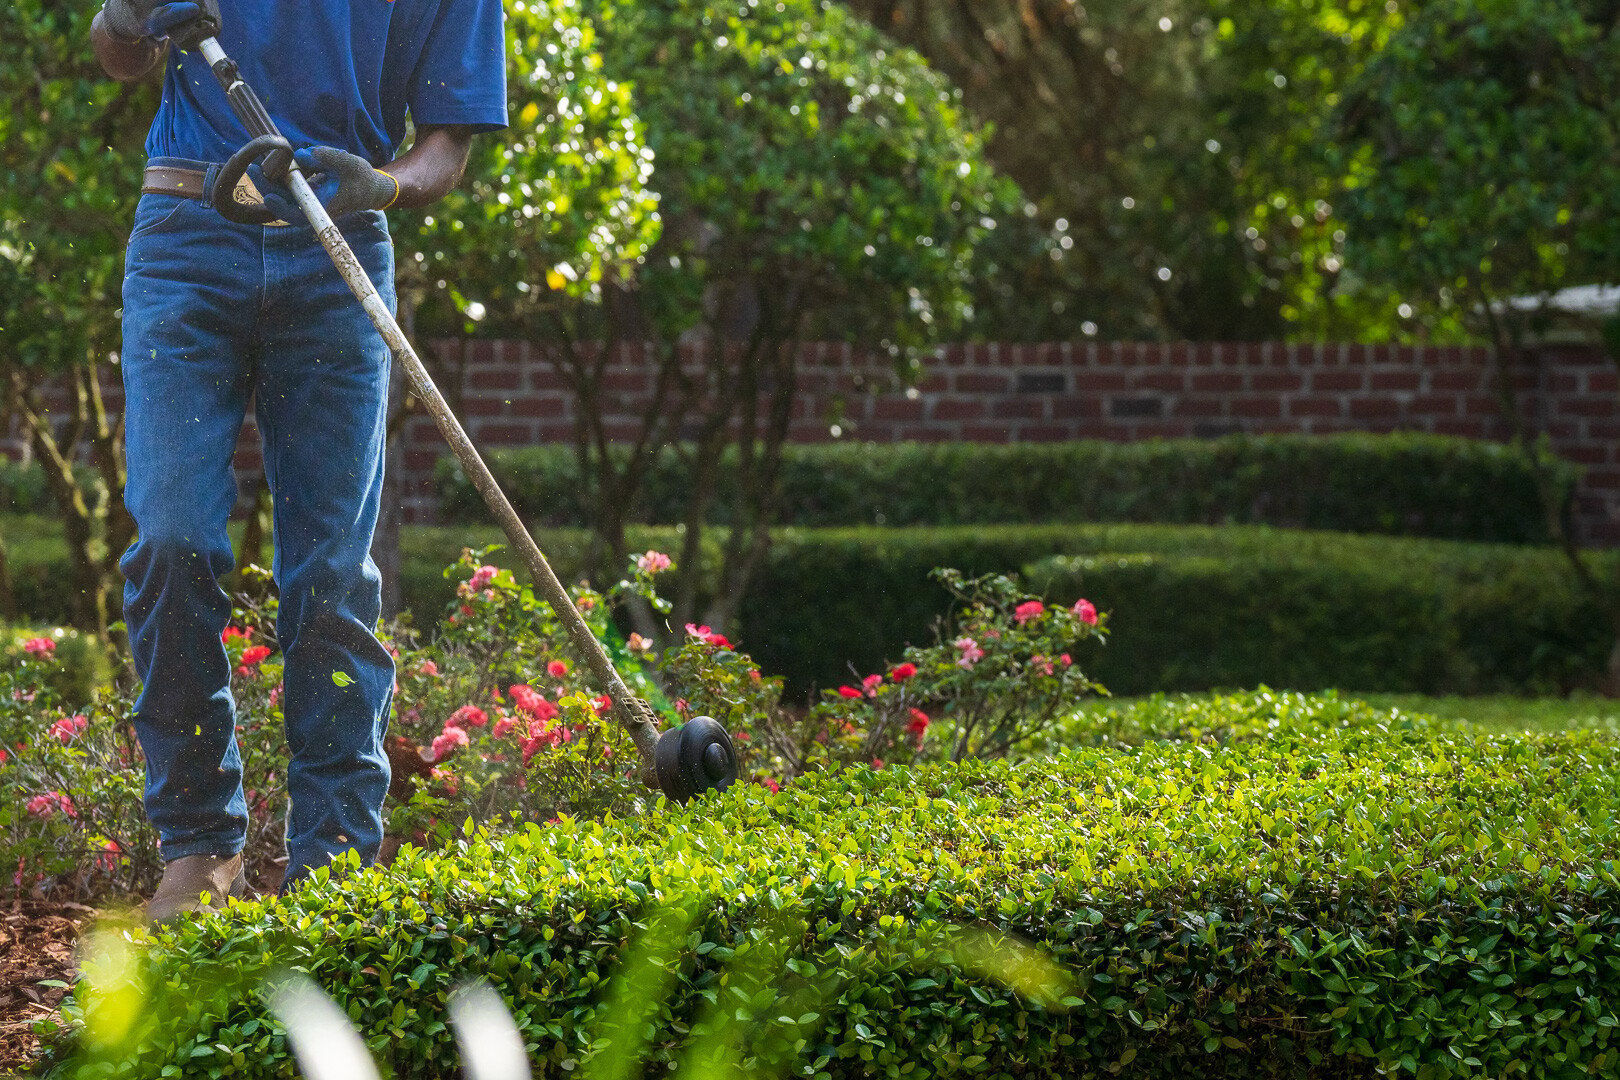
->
[100, 0, 217, 43]
[253, 147, 401, 223]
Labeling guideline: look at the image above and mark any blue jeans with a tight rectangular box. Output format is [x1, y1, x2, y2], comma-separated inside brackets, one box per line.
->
[120, 159, 396, 878]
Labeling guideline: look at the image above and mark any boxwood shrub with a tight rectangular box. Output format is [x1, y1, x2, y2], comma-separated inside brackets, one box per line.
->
[4, 515, 1610, 700]
[47, 695, 1620, 1079]
[433, 434, 1575, 543]
[739, 524, 1614, 697]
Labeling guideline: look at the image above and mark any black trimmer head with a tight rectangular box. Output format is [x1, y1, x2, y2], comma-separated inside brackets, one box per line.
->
[654, 716, 738, 803]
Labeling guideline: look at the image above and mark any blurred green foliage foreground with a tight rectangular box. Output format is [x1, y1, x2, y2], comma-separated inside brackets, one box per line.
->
[42, 692, 1620, 1080]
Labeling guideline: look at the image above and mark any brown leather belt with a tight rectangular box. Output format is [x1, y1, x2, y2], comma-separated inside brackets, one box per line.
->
[142, 163, 289, 225]
[141, 164, 210, 199]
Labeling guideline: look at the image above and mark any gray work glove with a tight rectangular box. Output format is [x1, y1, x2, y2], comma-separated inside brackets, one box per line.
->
[101, 0, 219, 43]
[252, 146, 401, 222]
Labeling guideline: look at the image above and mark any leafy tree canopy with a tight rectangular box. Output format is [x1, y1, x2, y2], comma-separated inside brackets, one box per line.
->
[1334, 0, 1620, 334]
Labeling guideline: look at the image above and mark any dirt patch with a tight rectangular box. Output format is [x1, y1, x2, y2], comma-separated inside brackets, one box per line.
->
[0, 902, 89, 1077]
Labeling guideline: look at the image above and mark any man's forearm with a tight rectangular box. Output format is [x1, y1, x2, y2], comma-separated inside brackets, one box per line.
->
[381, 126, 477, 210]
[92, 10, 165, 81]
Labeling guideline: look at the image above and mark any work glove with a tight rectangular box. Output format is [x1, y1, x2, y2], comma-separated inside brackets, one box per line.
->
[101, 0, 218, 43]
[250, 146, 401, 223]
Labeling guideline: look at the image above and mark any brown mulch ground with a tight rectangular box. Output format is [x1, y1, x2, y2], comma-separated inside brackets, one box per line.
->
[0, 902, 90, 1078]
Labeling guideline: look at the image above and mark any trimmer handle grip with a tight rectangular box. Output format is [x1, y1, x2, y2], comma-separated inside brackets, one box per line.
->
[212, 135, 295, 225]
[169, 14, 222, 52]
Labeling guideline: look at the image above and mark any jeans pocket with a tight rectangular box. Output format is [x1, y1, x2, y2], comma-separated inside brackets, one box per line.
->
[127, 194, 191, 244]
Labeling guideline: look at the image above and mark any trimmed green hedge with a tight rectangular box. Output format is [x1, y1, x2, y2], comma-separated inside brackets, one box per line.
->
[48, 695, 1620, 1079]
[434, 434, 1576, 543]
[6, 516, 1610, 699]
[739, 524, 1614, 697]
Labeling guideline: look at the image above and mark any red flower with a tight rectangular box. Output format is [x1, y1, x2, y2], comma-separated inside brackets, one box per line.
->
[510, 685, 560, 723]
[21, 637, 55, 659]
[416, 660, 440, 678]
[240, 645, 272, 666]
[469, 564, 498, 591]
[592, 695, 613, 714]
[26, 791, 75, 819]
[1014, 601, 1046, 625]
[547, 660, 569, 679]
[448, 705, 489, 729]
[861, 674, 884, 696]
[890, 663, 917, 681]
[49, 714, 89, 744]
[871, 758, 885, 771]
[220, 627, 248, 644]
[684, 624, 732, 649]
[837, 685, 862, 699]
[759, 777, 781, 794]
[430, 726, 470, 762]
[907, 708, 930, 735]
[492, 716, 516, 738]
[1072, 598, 1098, 626]
[1060, 653, 1073, 668]
[95, 840, 123, 874]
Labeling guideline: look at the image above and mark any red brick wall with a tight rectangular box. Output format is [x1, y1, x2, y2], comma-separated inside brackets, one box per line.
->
[10, 341, 1620, 542]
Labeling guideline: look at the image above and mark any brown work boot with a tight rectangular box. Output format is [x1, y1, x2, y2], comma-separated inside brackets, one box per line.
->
[144, 853, 248, 928]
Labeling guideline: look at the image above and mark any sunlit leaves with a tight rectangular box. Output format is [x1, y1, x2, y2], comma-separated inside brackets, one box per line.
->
[1334, 0, 1620, 327]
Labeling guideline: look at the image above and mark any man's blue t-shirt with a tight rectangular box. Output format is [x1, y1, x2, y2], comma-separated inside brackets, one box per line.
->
[145, 0, 508, 167]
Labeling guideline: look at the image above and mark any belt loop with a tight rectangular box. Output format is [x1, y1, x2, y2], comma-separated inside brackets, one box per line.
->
[200, 163, 221, 210]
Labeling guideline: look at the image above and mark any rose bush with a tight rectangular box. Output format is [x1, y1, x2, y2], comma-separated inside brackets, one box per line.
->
[0, 553, 1106, 899]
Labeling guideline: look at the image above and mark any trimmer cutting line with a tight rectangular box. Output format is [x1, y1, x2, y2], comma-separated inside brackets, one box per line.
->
[174, 14, 738, 804]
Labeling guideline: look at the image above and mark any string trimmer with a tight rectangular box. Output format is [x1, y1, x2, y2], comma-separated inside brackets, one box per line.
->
[168, 15, 738, 804]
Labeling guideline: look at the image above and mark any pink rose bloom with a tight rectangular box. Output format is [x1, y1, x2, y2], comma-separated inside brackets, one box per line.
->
[547, 660, 569, 679]
[954, 637, 984, 668]
[492, 716, 516, 738]
[26, 791, 75, 819]
[861, 674, 883, 696]
[1032, 655, 1055, 677]
[469, 565, 498, 591]
[22, 637, 55, 659]
[1014, 601, 1045, 625]
[430, 726, 470, 762]
[1072, 598, 1099, 626]
[684, 624, 733, 650]
[636, 550, 672, 574]
[49, 714, 89, 744]
[890, 663, 917, 681]
[509, 685, 560, 723]
[269, 684, 283, 709]
[417, 660, 440, 678]
[522, 725, 564, 766]
[1060, 653, 1073, 668]
[448, 705, 489, 729]
[837, 685, 862, 700]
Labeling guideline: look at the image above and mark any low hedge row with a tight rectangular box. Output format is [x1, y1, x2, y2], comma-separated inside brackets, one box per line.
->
[3, 515, 1611, 700]
[433, 433, 1577, 543]
[737, 524, 1614, 697]
[49, 694, 1620, 1079]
